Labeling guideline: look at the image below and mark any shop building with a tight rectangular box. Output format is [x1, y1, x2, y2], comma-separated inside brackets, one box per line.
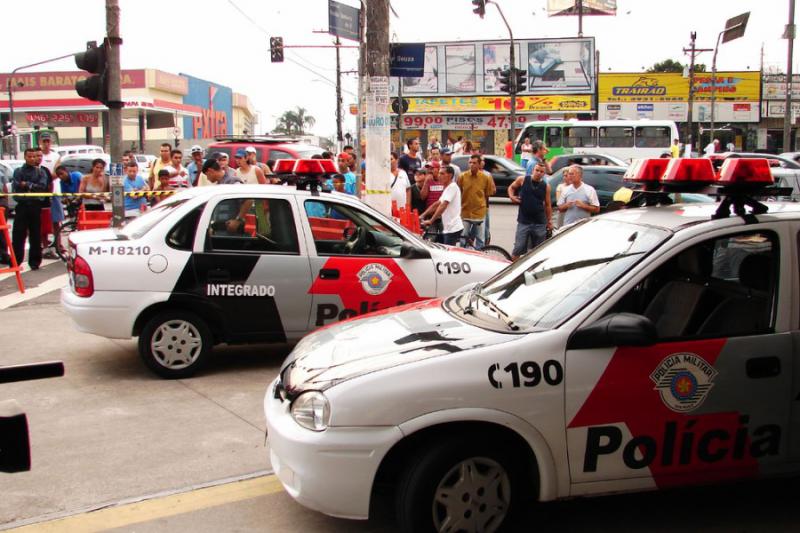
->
[597, 71, 761, 152]
[758, 73, 800, 153]
[0, 69, 256, 155]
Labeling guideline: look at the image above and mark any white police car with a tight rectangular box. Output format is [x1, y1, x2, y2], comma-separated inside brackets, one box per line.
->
[61, 161, 508, 379]
[265, 158, 800, 532]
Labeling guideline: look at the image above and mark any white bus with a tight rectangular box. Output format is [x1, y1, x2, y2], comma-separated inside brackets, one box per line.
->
[513, 119, 680, 162]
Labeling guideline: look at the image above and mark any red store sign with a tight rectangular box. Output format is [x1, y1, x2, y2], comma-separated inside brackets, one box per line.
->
[26, 111, 99, 126]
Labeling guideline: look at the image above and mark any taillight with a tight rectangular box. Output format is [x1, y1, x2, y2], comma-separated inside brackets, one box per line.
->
[72, 256, 94, 298]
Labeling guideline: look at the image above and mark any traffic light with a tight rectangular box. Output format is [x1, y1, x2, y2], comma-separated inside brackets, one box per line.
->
[513, 68, 527, 93]
[74, 41, 108, 105]
[498, 69, 512, 94]
[472, 0, 486, 18]
[270, 37, 284, 63]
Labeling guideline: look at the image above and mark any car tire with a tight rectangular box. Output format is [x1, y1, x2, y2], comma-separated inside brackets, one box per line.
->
[138, 311, 212, 379]
[395, 435, 523, 533]
[480, 245, 512, 261]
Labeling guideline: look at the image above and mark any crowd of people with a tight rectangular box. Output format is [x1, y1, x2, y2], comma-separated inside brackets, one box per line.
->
[1, 133, 603, 270]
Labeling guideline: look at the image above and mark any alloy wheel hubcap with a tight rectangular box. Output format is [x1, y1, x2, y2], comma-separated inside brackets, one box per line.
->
[151, 320, 203, 369]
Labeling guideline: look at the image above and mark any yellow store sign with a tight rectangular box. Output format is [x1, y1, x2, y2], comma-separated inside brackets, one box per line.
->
[398, 94, 592, 114]
[599, 72, 760, 103]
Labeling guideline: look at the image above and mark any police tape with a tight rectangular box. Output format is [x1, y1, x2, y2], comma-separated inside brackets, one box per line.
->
[0, 191, 177, 198]
[363, 189, 391, 195]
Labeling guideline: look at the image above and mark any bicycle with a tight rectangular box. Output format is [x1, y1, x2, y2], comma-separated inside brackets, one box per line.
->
[421, 216, 512, 261]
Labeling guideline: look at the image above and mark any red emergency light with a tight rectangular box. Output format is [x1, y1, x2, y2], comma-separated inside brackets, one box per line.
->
[624, 158, 670, 183]
[292, 159, 338, 175]
[273, 159, 296, 174]
[716, 158, 774, 186]
[661, 158, 717, 185]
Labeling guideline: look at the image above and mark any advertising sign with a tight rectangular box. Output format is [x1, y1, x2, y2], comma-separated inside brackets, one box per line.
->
[328, 0, 360, 41]
[400, 114, 535, 131]
[392, 37, 595, 97]
[25, 111, 99, 126]
[600, 101, 758, 122]
[636, 103, 654, 119]
[445, 45, 476, 93]
[401, 46, 438, 93]
[599, 72, 760, 102]
[0, 70, 145, 92]
[400, 94, 592, 113]
[548, 0, 617, 15]
[762, 74, 800, 100]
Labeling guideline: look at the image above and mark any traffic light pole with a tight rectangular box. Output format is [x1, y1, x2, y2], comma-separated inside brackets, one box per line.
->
[5, 53, 75, 158]
[488, 1, 517, 146]
[105, 0, 123, 163]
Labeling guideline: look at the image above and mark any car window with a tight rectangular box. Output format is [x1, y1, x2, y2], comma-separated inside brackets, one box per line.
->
[205, 198, 299, 254]
[584, 170, 623, 193]
[304, 199, 405, 257]
[599, 127, 634, 148]
[547, 127, 563, 148]
[270, 149, 294, 160]
[458, 219, 670, 331]
[610, 231, 777, 340]
[563, 127, 597, 148]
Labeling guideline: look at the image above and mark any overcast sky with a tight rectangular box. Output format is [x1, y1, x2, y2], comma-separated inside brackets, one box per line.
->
[0, 0, 793, 139]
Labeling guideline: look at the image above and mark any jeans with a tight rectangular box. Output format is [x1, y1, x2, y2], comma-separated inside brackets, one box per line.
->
[461, 219, 485, 249]
[439, 230, 461, 246]
[512, 222, 547, 257]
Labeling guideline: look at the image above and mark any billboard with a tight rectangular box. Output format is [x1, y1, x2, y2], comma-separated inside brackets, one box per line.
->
[762, 74, 800, 100]
[599, 72, 760, 102]
[391, 37, 595, 97]
[548, 0, 616, 16]
[181, 75, 232, 139]
[398, 94, 592, 114]
[599, 102, 759, 122]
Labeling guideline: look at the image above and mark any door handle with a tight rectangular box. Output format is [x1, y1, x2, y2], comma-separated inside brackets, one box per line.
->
[319, 268, 340, 280]
[746, 356, 781, 379]
[207, 269, 231, 283]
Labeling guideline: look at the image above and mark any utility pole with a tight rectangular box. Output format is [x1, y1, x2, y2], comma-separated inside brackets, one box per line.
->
[364, 0, 391, 214]
[683, 32, 712, 155]
[105, 0, 122, 162]
[784, 0, 796, 152]
[577, 0, 584, 37]
[335, 35, 343, 150]
[356, 1, 366, 195]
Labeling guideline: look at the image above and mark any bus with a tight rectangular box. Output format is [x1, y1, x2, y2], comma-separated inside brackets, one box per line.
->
[513, 119, 679, 163]
[1, 127, 60, 159]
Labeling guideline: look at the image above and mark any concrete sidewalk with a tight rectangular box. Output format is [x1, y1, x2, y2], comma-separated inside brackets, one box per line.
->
[0, 303, 288, 528]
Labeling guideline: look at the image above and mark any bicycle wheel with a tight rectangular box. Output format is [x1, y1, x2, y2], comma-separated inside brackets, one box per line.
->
[480, 244, 512, 261]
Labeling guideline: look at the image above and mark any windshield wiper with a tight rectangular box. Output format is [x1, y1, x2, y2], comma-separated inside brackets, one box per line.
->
[463, 283, 482, 315]
[524, 251, 644, 285]
[472, 291, 519, 331]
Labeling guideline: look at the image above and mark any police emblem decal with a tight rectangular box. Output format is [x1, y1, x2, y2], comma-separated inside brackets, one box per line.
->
[357, 263, 393, 295]
[650, 353, 718, 413]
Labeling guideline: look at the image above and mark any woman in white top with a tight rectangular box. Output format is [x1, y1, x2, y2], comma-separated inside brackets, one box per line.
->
[389, 152, 411, 209]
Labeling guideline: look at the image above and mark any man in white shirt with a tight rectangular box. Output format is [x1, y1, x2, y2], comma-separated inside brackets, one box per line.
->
[38, 133, 60, 175]
[557, 165, 599, 225]
[164, 149, 191, 189]
[704, 139, 720, 156]
[421, 166, 463, 245]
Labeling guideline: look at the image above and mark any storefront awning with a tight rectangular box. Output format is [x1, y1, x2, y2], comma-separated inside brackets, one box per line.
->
[0, 97, 202, 118]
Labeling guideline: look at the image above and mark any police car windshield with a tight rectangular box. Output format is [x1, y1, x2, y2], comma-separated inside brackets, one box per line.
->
[119, 198, 189, 239]
[466, 219, 670, 331]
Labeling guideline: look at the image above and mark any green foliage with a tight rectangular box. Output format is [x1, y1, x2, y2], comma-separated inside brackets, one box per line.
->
[647, 59, 706, 73]
[272, 107, 316, 135]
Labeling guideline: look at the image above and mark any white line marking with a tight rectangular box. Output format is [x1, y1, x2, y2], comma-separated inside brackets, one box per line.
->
[0, 273, 68, 310]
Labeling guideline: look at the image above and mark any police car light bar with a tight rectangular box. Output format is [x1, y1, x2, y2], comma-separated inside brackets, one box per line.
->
[661, 158, 717, 185]
[717, 158, 774, 186]
[294, 159, 337, 175]
[624, 158, 670, 184]
[273, 159, 296, 174]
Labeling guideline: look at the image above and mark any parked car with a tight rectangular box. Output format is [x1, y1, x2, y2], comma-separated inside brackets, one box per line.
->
[207, 137, 325, 169]
[549, 152, 628, 173]
[56, 145, 104, 158]
[451, 155, 525, 197]
[546, 165, 628, 211]
[59, 153, 112, 176]
[0, 159, 24, 214]
[778, 151, 800, 164]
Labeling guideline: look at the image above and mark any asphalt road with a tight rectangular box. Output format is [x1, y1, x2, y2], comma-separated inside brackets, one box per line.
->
[1, 202, 799, 532]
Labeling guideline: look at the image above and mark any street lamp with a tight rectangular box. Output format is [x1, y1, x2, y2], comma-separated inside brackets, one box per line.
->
[709, 12, 750, 144]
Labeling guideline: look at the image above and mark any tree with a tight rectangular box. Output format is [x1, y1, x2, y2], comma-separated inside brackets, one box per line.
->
[272, 107, 316, 135]
[647, 59, 706, 73]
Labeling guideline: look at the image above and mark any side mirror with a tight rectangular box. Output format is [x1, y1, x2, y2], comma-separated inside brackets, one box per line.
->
[400, 241, 431, 259]
[567, 313, 656, 350]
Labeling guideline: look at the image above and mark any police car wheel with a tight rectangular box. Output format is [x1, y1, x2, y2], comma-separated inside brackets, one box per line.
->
[395, 437, 520, 533]
[139, 311, 212, 379]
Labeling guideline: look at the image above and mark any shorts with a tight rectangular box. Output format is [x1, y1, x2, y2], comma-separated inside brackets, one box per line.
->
[50, 199, 65, 223]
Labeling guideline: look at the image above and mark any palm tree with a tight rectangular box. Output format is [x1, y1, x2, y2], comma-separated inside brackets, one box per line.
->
[272, 107, 316, 135]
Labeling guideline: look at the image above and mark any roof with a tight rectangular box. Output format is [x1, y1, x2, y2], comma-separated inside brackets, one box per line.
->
[600, 201, 800, 231]
[171, 184, 359, 202]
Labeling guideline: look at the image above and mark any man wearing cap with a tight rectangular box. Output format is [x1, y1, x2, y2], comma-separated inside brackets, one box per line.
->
[186, 145, 205, 186]
[38, 133, 60, 175]
[235, 149, 267, 184]
[245, 146, 272, 176]
[440, 148, 461, 180]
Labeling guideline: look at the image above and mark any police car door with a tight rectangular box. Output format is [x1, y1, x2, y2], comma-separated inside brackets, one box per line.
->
[565, 225, 793, 491]
[192, 193, 312, 342]
[301, 197, 435, 330]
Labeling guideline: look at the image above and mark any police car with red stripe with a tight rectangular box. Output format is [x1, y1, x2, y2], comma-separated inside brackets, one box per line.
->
[265, 157, 800, 532]
[61, 159, 509, 378]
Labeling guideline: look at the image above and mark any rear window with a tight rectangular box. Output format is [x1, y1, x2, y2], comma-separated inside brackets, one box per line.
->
[270, 149, 294, 160]
[585, 170, 624, 192]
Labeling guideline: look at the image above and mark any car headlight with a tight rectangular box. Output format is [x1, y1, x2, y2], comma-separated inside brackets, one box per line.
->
[290, 391, 330, 431]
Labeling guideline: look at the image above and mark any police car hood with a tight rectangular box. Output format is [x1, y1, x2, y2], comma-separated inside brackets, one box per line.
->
[281, 298, 514, 394]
